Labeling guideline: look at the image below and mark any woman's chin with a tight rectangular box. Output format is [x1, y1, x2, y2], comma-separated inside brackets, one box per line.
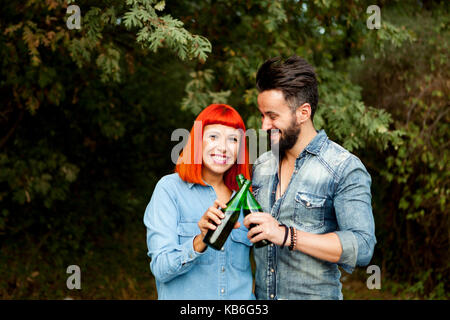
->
[204, 162, 233, 175]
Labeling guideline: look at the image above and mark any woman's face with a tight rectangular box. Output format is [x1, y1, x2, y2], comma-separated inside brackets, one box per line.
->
[202, 124, 241, 177]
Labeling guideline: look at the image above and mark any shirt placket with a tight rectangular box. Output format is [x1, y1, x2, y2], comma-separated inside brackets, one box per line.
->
[218, 243, 227, 299]
[208, 185, 229, 299]
[267, 173, 280, 300]
[267, 154, 306, 300]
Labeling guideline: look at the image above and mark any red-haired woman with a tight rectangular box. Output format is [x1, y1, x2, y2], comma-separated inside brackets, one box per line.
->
[144, 104, 255, 300]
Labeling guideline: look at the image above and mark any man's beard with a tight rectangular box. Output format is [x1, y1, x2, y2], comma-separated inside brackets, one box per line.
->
[270, 116, 300, 158]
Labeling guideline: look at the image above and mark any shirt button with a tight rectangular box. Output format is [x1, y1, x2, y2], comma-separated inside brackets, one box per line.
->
[271, 268, 275, 273]
[221, 288, 225, 294]
[306, 202, 311, 207]
[270, 243, 274, 247]
[270, 294, 274, 299]
[221, 266, 225, 272]
[221, 247, 225, 251]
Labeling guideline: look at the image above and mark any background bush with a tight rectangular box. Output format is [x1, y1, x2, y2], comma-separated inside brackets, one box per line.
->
[0, 0, 448, 299]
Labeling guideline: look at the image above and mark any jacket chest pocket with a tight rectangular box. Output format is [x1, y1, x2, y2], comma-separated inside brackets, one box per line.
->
[294, 192, 326, 231]
[177, 222, 213, 265]
[229, 228, 252, 271]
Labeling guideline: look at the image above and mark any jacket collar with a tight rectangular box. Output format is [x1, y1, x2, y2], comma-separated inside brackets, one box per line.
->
[304, 129, 328, 156]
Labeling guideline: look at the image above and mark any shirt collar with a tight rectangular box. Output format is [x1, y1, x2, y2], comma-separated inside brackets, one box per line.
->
[187, 180, 211, 189]
[304, 129, 328, 156]
[187, 182, 195, 189]
[186, 181, 236, 197]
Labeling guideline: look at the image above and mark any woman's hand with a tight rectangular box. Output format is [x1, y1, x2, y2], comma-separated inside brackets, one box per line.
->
[194, 199, 240, 252]
[198, 199, 226, 237]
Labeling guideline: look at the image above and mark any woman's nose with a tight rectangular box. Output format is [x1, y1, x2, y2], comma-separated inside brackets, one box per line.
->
[216, 137, 227, 151]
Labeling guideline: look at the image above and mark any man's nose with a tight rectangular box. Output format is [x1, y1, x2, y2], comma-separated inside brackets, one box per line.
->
[261, 117, 272, 131]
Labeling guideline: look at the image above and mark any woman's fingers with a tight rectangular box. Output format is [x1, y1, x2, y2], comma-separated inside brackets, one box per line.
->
[214, 199, 227, 209]
[205, 222, 217, 230]
[207, 206, 224, 220]
[206, 210, 222, 226]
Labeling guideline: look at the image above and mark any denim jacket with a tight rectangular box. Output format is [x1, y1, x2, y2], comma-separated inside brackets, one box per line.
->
[252, 130, 376, 300]
[143, 173, 255, 300]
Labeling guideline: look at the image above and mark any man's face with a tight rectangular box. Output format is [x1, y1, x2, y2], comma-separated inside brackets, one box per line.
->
[257, 89, 300, 155]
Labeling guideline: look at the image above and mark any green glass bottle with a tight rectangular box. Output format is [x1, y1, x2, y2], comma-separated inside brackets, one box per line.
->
[203, 179, 251, 251]
[236, 174, 271, 248]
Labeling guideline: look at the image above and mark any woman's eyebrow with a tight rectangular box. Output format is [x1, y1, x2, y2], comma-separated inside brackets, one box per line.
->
[204, 129, 220, 134]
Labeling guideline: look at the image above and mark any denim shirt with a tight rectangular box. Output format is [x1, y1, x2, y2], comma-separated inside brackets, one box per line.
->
[252, 130, 376, 300]
[143, 173, 255, 300]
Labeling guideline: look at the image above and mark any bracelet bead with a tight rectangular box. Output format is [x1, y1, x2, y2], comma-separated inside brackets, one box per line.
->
[289, 226, 296, 251]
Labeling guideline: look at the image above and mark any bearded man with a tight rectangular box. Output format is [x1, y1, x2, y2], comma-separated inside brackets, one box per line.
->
[244, 56, 376, 300]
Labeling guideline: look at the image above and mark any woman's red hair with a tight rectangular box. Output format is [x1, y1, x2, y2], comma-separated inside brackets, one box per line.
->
[175, 104, 251, 191]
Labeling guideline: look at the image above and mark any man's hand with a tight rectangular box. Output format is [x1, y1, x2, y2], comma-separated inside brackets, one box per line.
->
[243, 212, 287, 246]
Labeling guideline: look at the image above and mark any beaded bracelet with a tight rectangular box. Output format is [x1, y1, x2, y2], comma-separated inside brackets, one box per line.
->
[279, 224, 289, 249]
[288, 226, 297, 251]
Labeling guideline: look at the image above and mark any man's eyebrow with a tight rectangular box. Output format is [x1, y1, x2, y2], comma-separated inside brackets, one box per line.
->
[258, 108, 273, 114]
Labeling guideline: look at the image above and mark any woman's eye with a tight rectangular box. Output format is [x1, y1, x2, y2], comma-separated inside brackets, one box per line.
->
[228, 137, 238, 142]
[209, 134, 217, 140]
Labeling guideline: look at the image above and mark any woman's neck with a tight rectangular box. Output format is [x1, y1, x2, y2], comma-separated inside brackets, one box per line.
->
[202, 169, 225, 189]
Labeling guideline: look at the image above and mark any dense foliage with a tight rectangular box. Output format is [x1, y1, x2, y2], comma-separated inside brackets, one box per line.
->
[0, 0, 448, 298]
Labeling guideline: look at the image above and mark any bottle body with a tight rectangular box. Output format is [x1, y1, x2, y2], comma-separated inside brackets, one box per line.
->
[236, 174, 271, 248]
[203, 179, 251, 250]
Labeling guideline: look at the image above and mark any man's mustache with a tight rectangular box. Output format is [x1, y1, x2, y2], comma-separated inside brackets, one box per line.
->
[267, 129, 281, 138]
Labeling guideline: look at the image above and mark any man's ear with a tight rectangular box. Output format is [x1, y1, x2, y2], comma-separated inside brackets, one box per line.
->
[295, 103, 311, 124]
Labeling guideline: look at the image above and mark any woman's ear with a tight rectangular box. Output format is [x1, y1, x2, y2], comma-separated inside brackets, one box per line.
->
[296, 103, 311, 124]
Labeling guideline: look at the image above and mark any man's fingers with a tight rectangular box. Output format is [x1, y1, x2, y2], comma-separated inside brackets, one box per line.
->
[243, 212, 267, 228]
[247, 225, 263, 239]
[249, 231, 266, 244]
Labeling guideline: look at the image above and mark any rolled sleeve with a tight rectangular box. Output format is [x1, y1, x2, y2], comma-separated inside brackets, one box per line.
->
[144, 178, 205, 283]
[334, 155, 376, 274]
[335, 230, 358, 273]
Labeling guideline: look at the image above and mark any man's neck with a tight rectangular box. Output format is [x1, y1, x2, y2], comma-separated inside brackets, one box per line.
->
[283, 122, 317, 164]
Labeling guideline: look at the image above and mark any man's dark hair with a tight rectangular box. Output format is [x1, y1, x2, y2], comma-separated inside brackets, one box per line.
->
[256, 55, 319, 120]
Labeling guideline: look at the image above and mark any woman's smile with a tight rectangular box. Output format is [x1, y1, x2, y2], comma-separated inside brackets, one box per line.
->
[210, 153, 230, 165]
